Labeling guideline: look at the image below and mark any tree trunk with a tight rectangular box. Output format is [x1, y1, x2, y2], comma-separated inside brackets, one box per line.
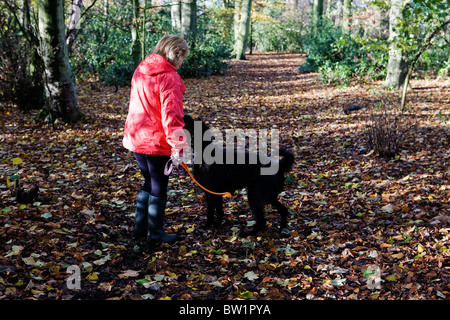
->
[131, 0, 141, 68]
[66, 0, 83, 53]
[181, 0, 197, 40]
[384, 0, 408, 89]
[234, 0, 252, 60]
[326, 0, 332, 17]
[142, 0, 147, 60]
[25, 0, 46, 110]
[234, 0, 242, 43]
[312, 0, 324, 32]
[103, 0, 109, 41]
[38, 0, 80, 123]
[171, 0, 182, 31]
[342, 0, 352, 32]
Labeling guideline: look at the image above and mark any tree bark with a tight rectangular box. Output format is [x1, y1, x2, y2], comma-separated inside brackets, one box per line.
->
[384, 0, 408, 89]
[234, 0, 252, 60]
[103, 0, 109, 41]
[38, 0, 80, 123]
[25, 0, 46, 110]
[312, 0, 324, 33]
[142, 0, 147, 60]
[131, 0, 141, 68]
[171, 0, 182, 31]
[66, 0, 83, 53]
[234, 0, 242, 43]
[181, 0, 197, 39]
[342, 0, 352, 33]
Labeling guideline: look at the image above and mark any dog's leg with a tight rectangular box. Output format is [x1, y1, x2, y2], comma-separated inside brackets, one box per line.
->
[241, 189, 266, 236]
[215, 196, 224, 227]
[205, 193, 216, 228]
[270, 197, 288, 230]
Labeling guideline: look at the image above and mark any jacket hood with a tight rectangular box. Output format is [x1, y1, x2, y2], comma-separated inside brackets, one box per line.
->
[138, 54, 176, 76]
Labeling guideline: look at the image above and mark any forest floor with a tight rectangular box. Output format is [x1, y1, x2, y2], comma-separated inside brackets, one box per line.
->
[1, 52, 449, 300]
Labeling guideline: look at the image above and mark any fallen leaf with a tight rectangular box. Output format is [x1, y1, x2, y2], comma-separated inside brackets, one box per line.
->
[118, 270, 139, 279]
[244, 271, 259, 281]
[12, 157, 23, 165]
[5, 245, 24, 257]
[417, 244, 425, 253]
[86, 272, 99, 282]
[381, 204, 393, 213]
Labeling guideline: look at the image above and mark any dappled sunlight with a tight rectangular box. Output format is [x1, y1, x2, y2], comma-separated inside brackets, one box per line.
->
[1, 52, 449, 301]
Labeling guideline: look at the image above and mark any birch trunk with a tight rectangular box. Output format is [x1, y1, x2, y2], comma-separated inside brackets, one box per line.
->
[131, 0, 141, 68]
[234, 0, 252, 60]
[66, 0, 83, 53]
[171, 0, 182, 31]
[38, 0, 80, 123]
[384, 0, 408, 89]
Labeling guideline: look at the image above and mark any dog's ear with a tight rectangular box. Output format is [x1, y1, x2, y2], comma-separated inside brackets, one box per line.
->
[183, 114, 195, 127]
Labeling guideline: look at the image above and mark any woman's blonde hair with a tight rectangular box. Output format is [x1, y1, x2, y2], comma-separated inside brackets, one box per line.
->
[152, 35, 189, 69]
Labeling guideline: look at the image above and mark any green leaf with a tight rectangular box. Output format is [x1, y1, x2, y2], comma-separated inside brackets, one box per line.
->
[331, 278, 346, 286]
[209, 248, 223, 255]
[40, 212, 52, 219]
[86, 272, 99, 282]
[210, 281, 224, 288]
[386, 274, 397, 282]
[362, 268, 376, 278]
[154, 274, 165, 282]
[93, 254, 110, 265]
[82, 262, 93, 272]
[12, 157, 23, 165]
[136, 278, 151, 285]
[1, 207, 12, 215]
[240, 290, 253, 299]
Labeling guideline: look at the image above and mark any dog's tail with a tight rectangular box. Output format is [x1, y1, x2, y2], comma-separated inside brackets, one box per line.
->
[278, 149, 295, 175]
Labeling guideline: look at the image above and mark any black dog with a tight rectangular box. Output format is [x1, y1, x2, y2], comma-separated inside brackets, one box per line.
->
[182, 115, 295, 235]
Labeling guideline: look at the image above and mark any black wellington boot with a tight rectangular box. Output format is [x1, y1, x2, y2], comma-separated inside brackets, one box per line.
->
[146, 195, 178, 243]
[132, 189, 149, 239]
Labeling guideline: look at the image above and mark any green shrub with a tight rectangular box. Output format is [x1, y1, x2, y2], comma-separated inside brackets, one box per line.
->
[178, 33, 231, 78]
[252, 20, 303, 53]
[72, 8, 230, 84]
[99, 61, 135, 87]
[299, 20, 388, 84]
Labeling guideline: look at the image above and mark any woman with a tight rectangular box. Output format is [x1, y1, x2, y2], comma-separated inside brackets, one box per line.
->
[123, 35, 189, 243]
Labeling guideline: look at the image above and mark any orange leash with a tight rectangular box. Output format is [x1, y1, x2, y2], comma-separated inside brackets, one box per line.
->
[180, 162, 232, 198]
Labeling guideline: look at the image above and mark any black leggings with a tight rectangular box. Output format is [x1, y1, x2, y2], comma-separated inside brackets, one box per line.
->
[134, 153, 170, 197]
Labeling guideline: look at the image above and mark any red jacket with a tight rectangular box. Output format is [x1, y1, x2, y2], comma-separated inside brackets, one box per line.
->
[123, 54, 186, 156]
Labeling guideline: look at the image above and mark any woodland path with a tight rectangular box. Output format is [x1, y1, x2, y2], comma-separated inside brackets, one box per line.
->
[0, 52, 449, 300]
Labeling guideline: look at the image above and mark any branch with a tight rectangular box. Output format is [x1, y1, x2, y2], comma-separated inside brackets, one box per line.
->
[401, 19, 450, 110]
[80, 0, 99, 21]
[3, 0, 31, 43]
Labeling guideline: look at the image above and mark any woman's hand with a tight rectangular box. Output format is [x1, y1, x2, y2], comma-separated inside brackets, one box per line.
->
[171, 149, 185, 166]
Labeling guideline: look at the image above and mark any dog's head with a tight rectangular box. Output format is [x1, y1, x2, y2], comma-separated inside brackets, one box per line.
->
[183, 114, 210, 139]
[183, 114, 196, 133]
